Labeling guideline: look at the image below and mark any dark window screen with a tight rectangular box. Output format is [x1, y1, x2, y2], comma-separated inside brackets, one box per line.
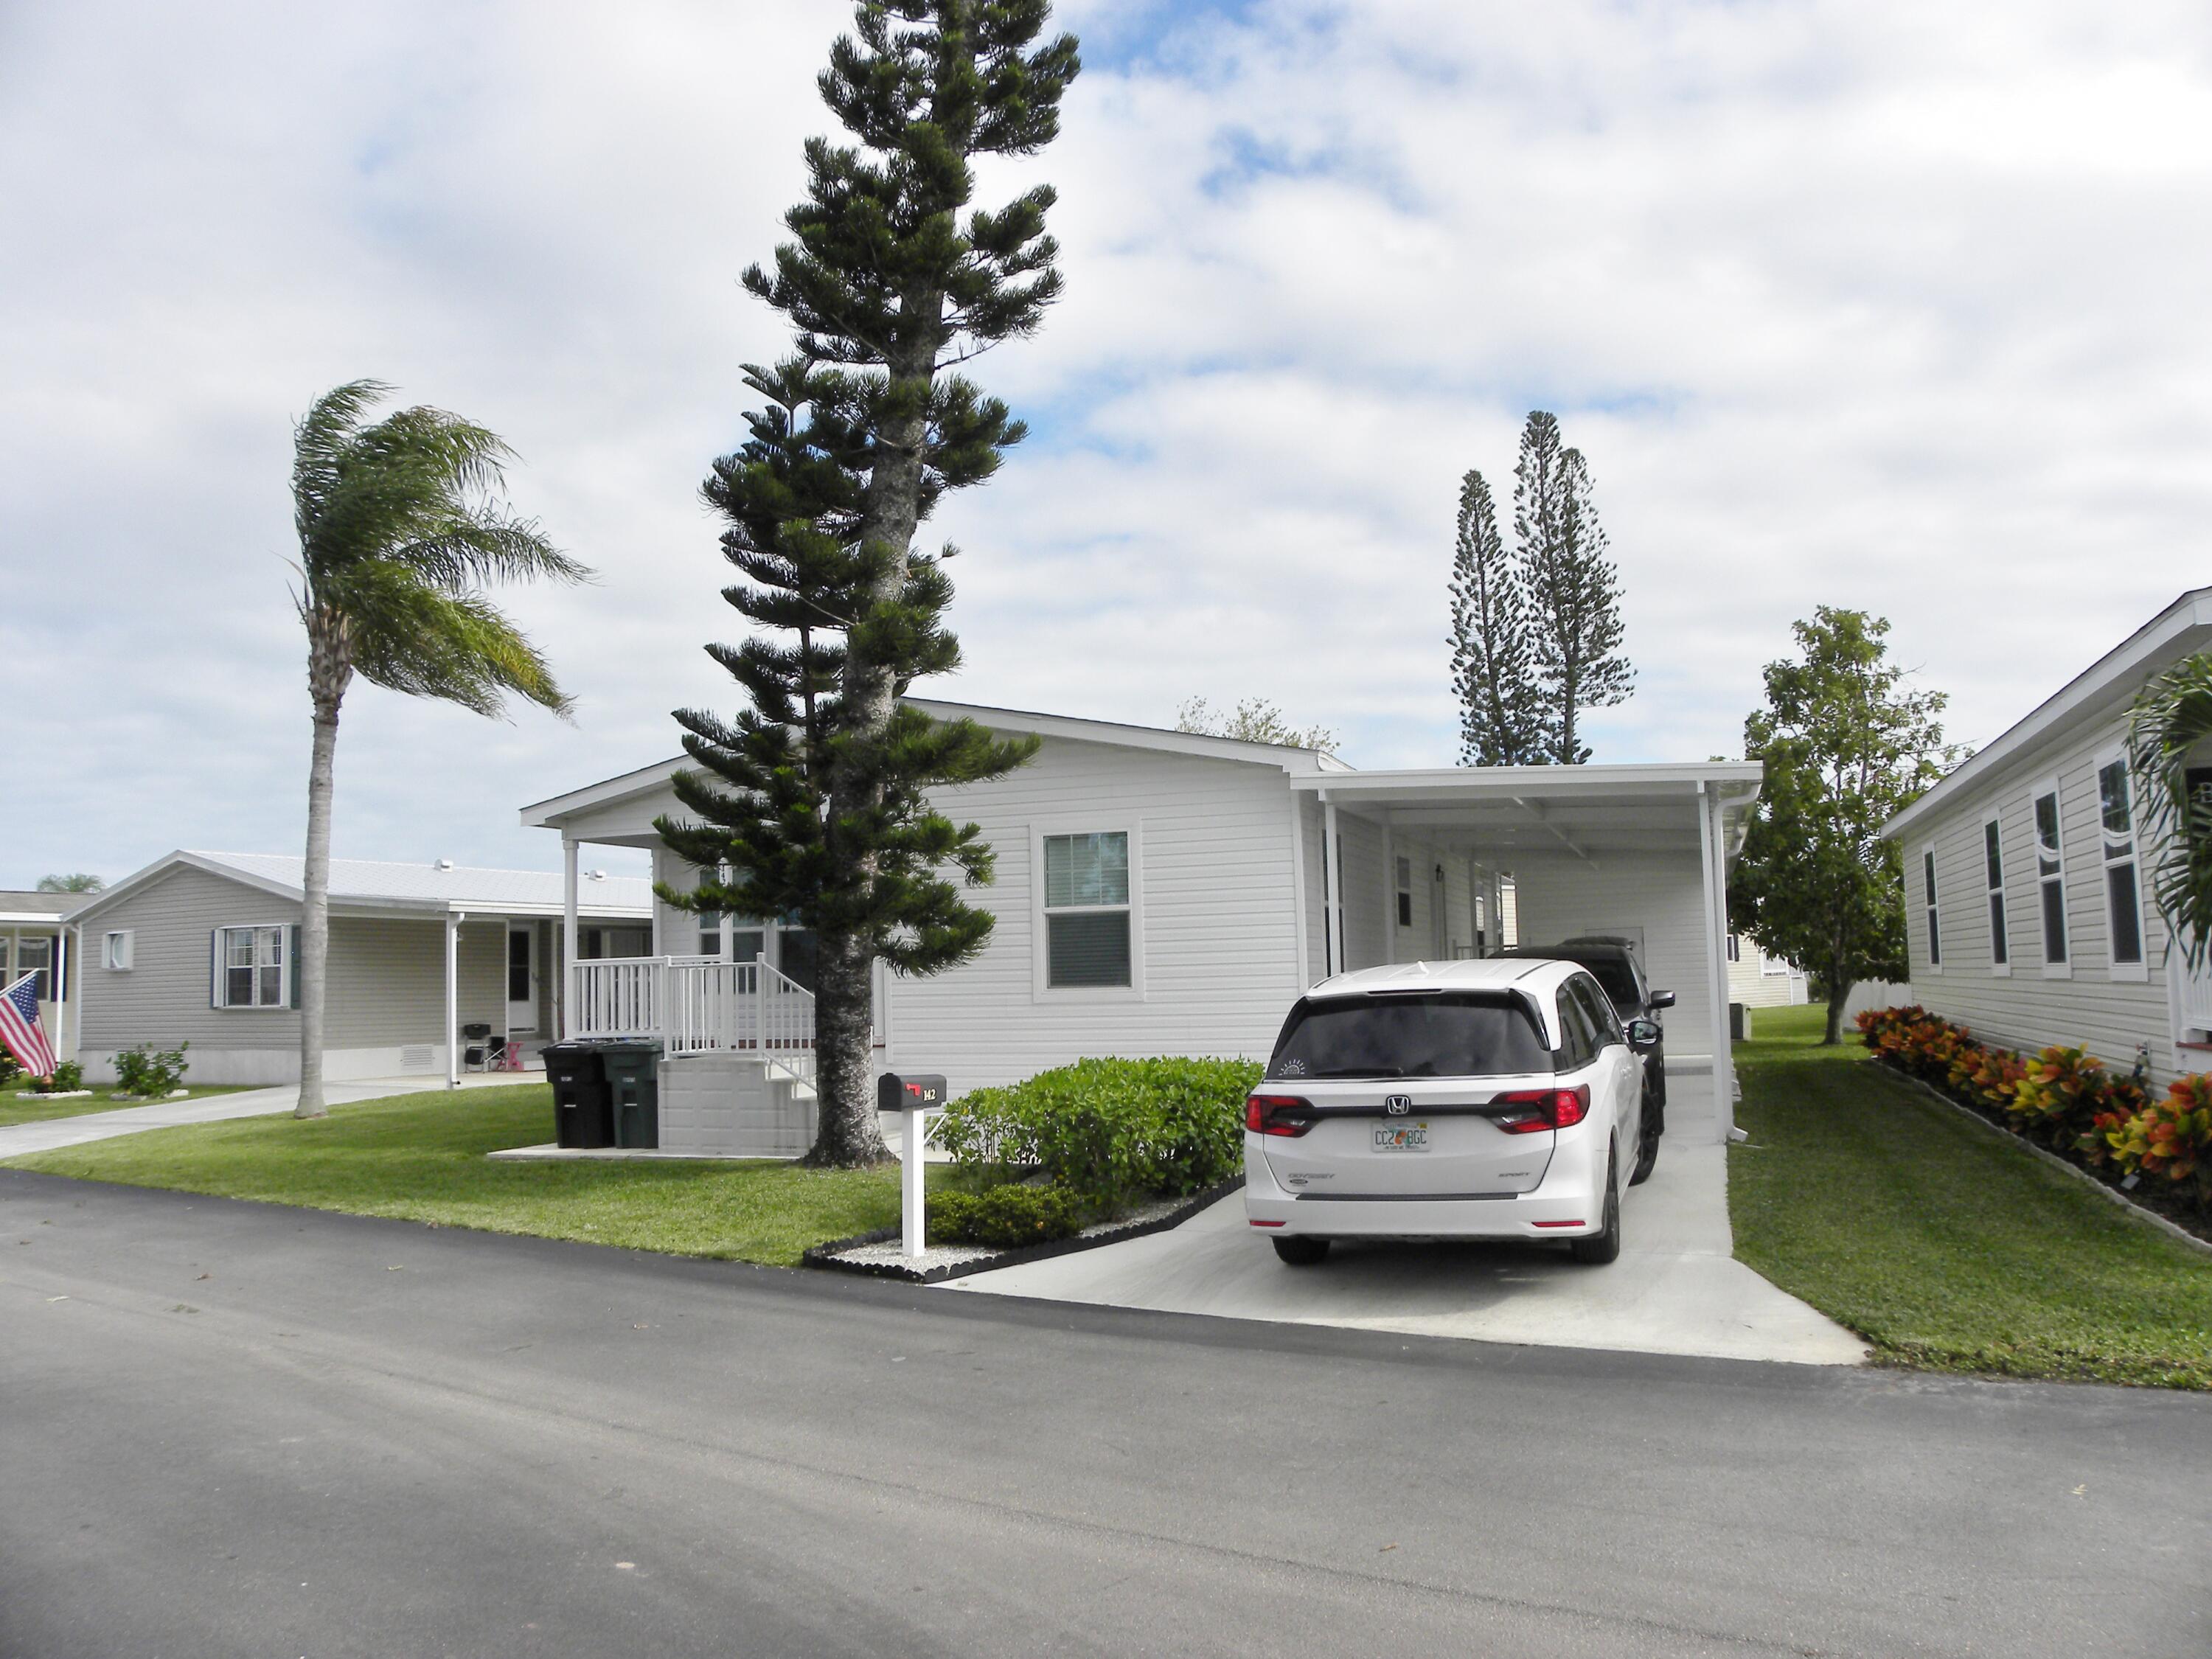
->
[1268, 994, 1551, 1081]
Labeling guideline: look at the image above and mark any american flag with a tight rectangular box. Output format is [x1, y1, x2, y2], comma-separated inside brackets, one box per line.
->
[0, 973, 55, 1079]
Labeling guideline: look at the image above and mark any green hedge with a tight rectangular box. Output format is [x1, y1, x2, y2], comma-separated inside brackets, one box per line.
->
[926, 1183, 1088, 1248]
[932, 1056, 1261, 1207]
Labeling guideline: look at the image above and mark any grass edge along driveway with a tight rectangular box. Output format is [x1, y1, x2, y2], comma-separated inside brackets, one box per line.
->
[0, 1083, 262, 1130]
[3, 1082, 924, 1267]
[1731, 1005, 2212, 1388]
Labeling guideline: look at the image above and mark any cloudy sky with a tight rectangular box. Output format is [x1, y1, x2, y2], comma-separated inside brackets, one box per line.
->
[6, 0, 2208, 888]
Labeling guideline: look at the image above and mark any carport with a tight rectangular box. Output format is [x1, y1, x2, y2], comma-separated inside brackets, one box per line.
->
[1295, 762, 1763, 1144]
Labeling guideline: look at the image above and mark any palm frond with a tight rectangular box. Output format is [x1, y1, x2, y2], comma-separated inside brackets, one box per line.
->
[392, 517, 592, 590]
[338, 562, 574, 721]
[291, 380, 392, 542]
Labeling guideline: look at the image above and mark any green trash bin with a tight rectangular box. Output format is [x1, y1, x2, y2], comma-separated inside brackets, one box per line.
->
[599, 1041, 662, 1150]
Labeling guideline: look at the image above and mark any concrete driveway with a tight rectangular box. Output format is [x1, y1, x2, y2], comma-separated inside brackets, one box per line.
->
[941, 1099, 1866, 1366]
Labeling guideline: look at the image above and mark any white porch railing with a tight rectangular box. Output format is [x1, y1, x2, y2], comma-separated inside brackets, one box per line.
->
[568, 956, 846, 1081]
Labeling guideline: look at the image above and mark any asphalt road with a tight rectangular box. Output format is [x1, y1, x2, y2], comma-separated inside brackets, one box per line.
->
[4, 1170, 2206, 1659]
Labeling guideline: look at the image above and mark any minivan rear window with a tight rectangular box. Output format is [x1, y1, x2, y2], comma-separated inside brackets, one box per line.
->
[1267, 993, 1552, 1081]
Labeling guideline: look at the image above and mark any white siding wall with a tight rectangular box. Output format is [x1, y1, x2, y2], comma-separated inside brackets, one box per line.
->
[1335, 811, 1388, 972]
[887, 738, 1304, 1089]
[1300, 794, 1329, 984]
[1511, 850, 1718, 1062]
[1903, 709, 2181, 1082]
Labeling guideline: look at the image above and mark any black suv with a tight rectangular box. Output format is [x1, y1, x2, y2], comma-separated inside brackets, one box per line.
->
[1491, 938, 1675, 1127]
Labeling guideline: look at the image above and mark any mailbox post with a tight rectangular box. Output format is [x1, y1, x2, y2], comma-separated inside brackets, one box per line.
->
[877, 1073, 947, 1258]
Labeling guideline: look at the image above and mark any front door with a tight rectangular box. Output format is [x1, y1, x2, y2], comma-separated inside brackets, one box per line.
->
[507, 925, 538, 1034]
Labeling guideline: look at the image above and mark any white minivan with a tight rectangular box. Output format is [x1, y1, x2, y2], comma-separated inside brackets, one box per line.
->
[1242, 959, 1661, 1266]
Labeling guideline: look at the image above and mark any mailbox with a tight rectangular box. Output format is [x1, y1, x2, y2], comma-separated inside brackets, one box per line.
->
[877, 1072, 947, 1113]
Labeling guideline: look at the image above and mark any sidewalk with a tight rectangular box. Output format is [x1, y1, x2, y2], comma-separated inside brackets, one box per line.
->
[0, 1072, 526, 1158]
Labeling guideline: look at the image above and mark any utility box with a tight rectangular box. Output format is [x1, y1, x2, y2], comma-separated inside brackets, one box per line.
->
[1729, 1003, 1751, 1042]
[877, 1073, 947, 1113]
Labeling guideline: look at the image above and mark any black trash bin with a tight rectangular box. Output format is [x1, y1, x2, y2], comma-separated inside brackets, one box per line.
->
[543, 1042, 613, 1149]
[599, 1041, 662, 1150]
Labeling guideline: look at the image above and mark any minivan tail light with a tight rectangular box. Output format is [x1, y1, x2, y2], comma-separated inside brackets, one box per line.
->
[1246, 1094, 1316, 1137]
[1488, 1084, 1591, 1134]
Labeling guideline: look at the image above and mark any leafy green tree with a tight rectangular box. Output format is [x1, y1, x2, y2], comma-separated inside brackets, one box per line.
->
[657, 1, 1079, 1167]
[291, 380, 588, 1118]
[1514, 414, 1632, 763]
[1447, 467, 1545, 765]
[1175, 696, 1336, 754]
[1730, 608, 1954, 1044]
[35, 874, 103, 894]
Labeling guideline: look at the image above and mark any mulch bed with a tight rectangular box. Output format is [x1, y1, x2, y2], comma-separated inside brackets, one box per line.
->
[804, 1174, 1243, 1285]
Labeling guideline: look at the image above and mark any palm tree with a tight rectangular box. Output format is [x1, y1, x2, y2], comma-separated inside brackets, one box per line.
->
[291, 380, 590, 1119]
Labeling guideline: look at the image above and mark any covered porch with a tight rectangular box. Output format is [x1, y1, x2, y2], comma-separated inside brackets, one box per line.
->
[1296, 762, 1763, 1143]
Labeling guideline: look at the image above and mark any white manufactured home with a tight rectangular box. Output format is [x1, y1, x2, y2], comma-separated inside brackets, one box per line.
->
[524, 701, 1763, 1146]
[66, 852, 650, 1085]
[1883, 587, 2212, 1087]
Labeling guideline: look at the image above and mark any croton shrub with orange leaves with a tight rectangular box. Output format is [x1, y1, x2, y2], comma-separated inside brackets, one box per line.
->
[1856, 1006, 2211, 1211]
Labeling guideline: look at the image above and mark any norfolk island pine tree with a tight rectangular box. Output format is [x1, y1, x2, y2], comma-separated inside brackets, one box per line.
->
[654, 2, 1081, 1167]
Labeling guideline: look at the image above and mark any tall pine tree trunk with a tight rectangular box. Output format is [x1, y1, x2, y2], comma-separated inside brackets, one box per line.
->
[811, 336, 939, 1165]
[297, 619, 347, 1119]
[808, 928, 882, 1165]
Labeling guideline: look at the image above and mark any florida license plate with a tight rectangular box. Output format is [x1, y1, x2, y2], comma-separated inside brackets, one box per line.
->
[1372, 1123, 1430, 1153]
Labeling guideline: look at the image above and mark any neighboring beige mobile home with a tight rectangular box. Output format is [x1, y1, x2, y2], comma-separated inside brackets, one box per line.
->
[67, 852, 649, 1085]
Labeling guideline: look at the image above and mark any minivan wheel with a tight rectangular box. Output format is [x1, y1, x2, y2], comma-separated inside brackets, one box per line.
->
[1630, 1113, 1660, 1186]
[1272, 1235, 1330, 1266]
[1569, 1151, 1623, 1265]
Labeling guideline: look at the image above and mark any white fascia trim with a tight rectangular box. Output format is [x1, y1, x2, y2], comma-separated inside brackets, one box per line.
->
[1289, 762, 1764, 799]
[1885, 586, 2212, 841]
[520, 755, 688, 829]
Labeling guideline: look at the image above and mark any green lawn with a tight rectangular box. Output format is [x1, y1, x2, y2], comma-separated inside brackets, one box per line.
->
[2, 1082, 945, 1267]
[1731, 1003, 2212, 1388]
[0, 1082, 262, 1130]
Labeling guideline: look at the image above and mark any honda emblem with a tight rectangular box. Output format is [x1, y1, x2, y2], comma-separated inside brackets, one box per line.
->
[1383, 1094, 1412, 1116]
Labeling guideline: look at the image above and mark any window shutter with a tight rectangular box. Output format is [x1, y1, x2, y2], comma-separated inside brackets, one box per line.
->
[210, 929, 223, 1008]
[289, 926, 302, 1009]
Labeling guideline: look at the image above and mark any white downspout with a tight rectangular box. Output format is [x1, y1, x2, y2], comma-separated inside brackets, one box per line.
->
[1322, 793, 1344, 977]
[1287, 788, 1312, 990]
[561, 838, 580, 1042]
[445, 909, 464, 1091]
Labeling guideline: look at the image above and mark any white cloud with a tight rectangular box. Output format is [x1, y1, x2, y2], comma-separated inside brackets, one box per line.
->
[5, 0, 2210, 887]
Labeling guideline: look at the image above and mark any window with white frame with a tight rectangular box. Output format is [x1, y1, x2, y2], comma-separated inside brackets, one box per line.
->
[1394, 855, 1413, 929]
[103, 930, 134, 971]
[2033, 782, 2068, 972]
[1982, 816, 2008, 973]
[1922, 848, 1942, 969]
[2098, 755, 2145, 974]
[215, 924, 288, 1009]
[1043, 831, 1131, 988]
[1726, 933, 1741, 963]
